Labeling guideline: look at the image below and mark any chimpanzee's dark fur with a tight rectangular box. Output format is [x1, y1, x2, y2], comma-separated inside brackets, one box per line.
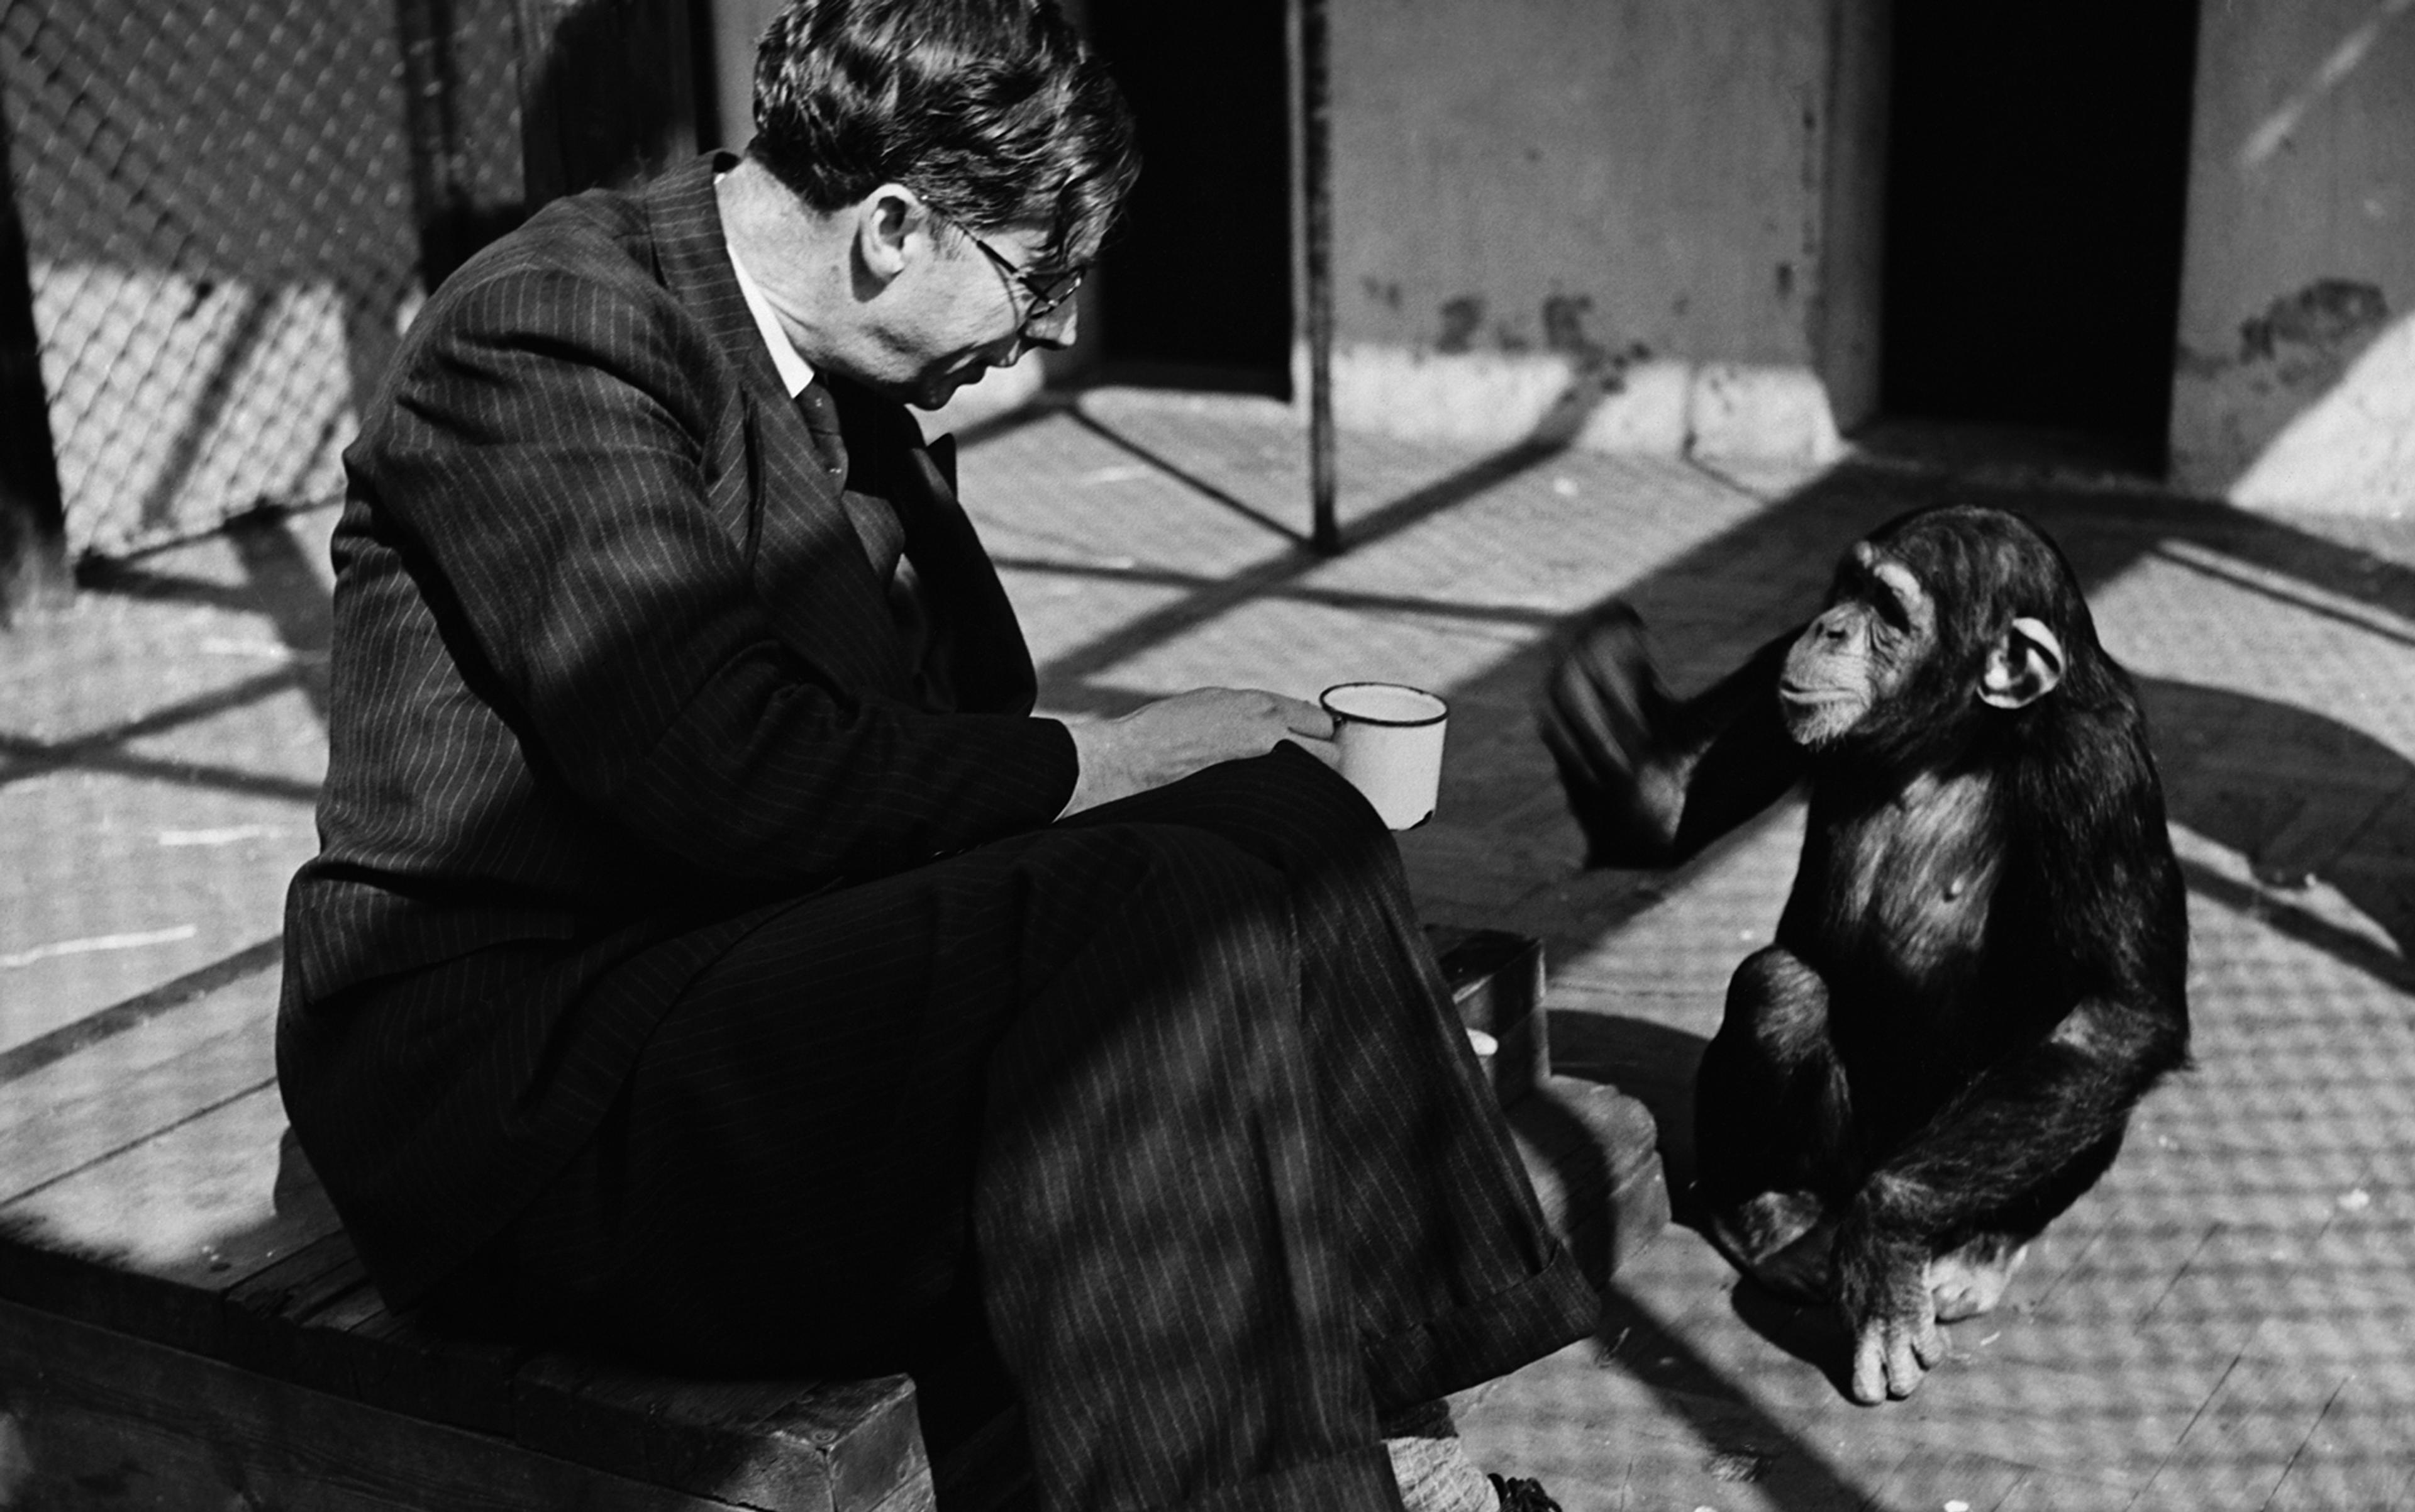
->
[1540, 504, 2190, 1402]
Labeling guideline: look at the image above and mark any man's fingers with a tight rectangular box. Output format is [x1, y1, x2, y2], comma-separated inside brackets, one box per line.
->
[1280, 733, 1341, 769]
[1269, 686, 1338, 767]
[1194, 687, 1335, 743]
[1263, 691, 1336, 741]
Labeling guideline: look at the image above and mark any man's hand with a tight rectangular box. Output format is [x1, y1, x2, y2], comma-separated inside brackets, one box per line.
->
[1060, 688, 1338, 816]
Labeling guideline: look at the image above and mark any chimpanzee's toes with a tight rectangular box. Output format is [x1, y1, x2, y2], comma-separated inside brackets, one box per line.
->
[1849, 1318, 1938, 1404]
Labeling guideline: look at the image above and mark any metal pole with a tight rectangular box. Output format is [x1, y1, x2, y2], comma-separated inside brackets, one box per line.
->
[397, 0, 477, 288]
[0, 84, 69, 618]
[1300, 0, 1340, 554]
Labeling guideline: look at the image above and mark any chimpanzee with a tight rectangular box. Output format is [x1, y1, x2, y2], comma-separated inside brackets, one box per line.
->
[1540, 503, 2190, 1403]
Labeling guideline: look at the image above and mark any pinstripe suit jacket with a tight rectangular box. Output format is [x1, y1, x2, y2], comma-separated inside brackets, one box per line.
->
[279, 153, 1077, 1306]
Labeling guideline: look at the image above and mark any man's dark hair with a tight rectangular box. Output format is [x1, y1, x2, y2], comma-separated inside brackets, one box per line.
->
[752, 0, 1140, 268]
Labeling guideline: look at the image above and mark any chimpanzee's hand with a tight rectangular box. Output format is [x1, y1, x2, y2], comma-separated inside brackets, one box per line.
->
[1538, 604, 1685, 864]
[1841, 1241, 1946, 1404]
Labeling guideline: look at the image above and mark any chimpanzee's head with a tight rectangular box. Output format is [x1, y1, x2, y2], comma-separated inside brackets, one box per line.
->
[1777, 505, 2106, 755]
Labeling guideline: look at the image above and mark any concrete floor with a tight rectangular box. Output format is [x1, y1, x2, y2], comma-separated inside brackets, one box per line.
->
[4, 388, 2412, 1509]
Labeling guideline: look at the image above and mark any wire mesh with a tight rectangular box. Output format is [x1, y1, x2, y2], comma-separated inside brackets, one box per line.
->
[0, 0, 525, 558]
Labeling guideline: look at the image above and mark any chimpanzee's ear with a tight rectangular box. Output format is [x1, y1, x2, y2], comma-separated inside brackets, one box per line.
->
[1979, 616, 2064, 709]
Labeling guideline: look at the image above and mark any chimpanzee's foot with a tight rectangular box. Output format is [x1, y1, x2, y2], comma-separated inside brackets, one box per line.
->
[1926, 1233, 2029, 1322]
[1707, 1190, 1837, 1303]
[1751, 1215, 1841, 1303]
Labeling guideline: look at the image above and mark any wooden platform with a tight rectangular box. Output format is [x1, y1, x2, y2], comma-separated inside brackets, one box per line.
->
[0, 926, 1666, 1510]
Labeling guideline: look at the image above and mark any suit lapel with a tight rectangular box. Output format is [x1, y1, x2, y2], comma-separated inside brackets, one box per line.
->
[643, 155, 910, 697]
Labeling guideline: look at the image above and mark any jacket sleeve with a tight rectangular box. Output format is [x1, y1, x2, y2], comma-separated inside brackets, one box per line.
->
[358, 258, 1077, 888]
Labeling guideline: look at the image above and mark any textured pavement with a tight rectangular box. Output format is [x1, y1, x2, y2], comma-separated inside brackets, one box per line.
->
[5, 388, 2413, 1509]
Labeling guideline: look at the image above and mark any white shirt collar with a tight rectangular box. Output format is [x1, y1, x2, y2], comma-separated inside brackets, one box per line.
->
[724, 233, 816, 399]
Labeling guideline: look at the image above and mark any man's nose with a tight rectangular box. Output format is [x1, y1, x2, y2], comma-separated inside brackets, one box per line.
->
[1023, 299, 1079, 352]
[992, 304, 1077, 369]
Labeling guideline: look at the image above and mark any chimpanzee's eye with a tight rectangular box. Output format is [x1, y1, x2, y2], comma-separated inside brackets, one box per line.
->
[1864, 560, 1929, 641]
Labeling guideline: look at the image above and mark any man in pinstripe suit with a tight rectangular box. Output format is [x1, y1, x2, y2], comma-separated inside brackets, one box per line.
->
[279, 1, 1595, 1506]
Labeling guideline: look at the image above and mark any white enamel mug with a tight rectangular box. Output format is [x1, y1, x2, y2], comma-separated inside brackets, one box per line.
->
[1319, 682, 1448, 830]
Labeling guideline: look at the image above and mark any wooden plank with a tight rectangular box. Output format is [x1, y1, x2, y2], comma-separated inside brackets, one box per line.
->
[218, 1227, 382, 1384]
[513, 1352, 930, 1512]
[0, 1394, 425, 1512]
[0, 924, 1563, 1512]
[194, 1146, 536, 1444]
[223, 1248, 534, 1440]
[0, 1082, 341, 1355]
[0, 1296, 763, 1512]
[339, 1301, 532, 1437]
[0, 953, 280, 1202]
[4, 1189, 937, 1510]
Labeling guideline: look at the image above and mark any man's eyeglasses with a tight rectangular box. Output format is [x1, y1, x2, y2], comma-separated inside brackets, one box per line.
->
[963, 231, 1084, 327]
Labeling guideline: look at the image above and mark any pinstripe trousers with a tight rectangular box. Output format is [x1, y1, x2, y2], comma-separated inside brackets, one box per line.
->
[472, 745, 1598, 1511]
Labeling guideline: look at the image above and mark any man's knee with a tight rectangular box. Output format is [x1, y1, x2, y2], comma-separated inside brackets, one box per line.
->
[1089, 821, 1289, 937]
[1145, 743, 1397, 884]
[1008, 820, 1287, 977]
[1241, 741, 1386, 831]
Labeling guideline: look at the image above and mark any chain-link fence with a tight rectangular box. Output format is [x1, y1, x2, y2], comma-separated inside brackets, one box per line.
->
[0, 0, 525, 558]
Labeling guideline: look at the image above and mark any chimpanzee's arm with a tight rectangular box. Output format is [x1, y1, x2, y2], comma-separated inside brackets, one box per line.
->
[1540, 608, 1806, 866]
[1826, 986, 2185, 1402]
[1835, 989, 2187, 1286]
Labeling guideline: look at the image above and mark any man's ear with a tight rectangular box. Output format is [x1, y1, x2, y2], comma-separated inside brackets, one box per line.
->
[855, 183, 925, 283]
[1978, 615, 2065, 709]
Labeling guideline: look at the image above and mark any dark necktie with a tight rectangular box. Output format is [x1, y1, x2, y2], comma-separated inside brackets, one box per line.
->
[794, 377, 850, 482]
[795, 375, 933, 689]
[798, 375, 896, 566]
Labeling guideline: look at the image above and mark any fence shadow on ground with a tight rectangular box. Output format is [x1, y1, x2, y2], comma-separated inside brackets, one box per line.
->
[985, 408, 2414, 1507]
[10, 398, 2411, 1509]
